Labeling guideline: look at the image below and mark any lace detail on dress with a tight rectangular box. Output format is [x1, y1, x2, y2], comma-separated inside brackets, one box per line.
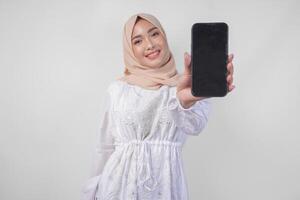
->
[158, 106, 172, 126]
[97, 140, 183, 200]
[113, 105, 173, 139]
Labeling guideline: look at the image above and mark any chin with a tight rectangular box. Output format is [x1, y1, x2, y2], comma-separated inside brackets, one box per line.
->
[144, 59, 164, 68]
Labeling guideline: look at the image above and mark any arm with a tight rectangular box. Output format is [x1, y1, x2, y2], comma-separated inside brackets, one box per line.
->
[172, 52, 234, 135]
[90, 106, 115, 178]
[81, 88, 115, 200]
[167, 92, 212, 136]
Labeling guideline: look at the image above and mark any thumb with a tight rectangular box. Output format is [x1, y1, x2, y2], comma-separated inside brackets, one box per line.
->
[184, 52, 191, 75]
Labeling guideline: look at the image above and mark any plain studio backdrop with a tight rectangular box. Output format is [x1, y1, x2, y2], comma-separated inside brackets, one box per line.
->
[1, 0, 299, 199]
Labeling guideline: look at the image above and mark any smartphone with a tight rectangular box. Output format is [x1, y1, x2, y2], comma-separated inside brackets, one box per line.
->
[191, 22, 228, 97]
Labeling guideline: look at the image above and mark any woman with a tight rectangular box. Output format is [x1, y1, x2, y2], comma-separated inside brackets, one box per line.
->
[81, 13, 235, 200]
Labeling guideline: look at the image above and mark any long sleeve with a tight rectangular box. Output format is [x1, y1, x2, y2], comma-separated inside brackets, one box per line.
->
[90, 91, 115, 178]
[167, 91, 212, 136]
[81, 88, 115, 200]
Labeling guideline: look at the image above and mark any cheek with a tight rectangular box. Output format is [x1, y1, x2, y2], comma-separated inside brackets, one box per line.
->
[133, 46, 145, 59]
[157, 37, 168, 51]
[158, 41, 169, 55]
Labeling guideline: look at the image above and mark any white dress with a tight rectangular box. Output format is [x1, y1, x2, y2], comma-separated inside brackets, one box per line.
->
[81, 79, 212, 200]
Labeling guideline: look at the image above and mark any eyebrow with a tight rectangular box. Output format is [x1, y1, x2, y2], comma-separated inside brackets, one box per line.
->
[131, 27, 158, 41]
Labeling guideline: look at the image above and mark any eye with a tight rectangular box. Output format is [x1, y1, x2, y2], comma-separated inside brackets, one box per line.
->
[133, 40, 141, 45]
[152, 32, 159, 37]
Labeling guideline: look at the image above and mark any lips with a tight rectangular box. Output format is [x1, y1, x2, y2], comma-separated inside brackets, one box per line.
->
[145, 50, 160, 58]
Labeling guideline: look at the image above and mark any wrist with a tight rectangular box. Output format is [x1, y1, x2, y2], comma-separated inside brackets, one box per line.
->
[179, 99, 196, 109]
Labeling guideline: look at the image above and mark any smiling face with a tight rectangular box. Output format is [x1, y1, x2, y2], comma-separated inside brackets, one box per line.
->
[131, 18, 170, 68]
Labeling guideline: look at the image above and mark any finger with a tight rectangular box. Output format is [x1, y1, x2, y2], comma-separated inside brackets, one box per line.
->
[227, 62, 233, 75]
[227, 75, 233, 85]
[184, 52, 191, 68]
[228, 84, 235, 92]
[227, 53, 234, 63]
[230, 63, 234, 74]
[183, 52, 191, 76]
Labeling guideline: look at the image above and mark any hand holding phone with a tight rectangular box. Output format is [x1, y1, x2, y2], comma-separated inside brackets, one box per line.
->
[191, 22, 229, 97]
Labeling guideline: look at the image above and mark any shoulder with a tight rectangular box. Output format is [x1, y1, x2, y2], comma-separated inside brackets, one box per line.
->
[106, 79, 128, 97]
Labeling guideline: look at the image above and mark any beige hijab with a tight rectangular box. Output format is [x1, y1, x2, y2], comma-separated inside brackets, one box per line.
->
[117, 13, 180, 90]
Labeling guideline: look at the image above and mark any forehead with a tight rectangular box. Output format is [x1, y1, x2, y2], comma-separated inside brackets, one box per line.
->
[132, 19, 158, 36]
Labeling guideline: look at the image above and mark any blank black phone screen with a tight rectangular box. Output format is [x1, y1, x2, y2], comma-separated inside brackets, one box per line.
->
[191, 22, 228, 97]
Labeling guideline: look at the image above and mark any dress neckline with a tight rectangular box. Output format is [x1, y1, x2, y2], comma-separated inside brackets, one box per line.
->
[115, 79, 172, 92]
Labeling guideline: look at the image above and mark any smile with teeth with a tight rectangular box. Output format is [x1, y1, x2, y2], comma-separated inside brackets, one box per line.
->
[146, 50, 160, 59]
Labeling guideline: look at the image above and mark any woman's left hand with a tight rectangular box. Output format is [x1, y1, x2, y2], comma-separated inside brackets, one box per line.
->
[176, 52, 235, 109]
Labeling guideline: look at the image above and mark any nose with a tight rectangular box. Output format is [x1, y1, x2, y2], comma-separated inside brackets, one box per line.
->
[145, 37, 155, 50]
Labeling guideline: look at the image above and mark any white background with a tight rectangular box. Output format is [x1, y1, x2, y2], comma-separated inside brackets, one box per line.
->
[1, 0, 299, 199]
